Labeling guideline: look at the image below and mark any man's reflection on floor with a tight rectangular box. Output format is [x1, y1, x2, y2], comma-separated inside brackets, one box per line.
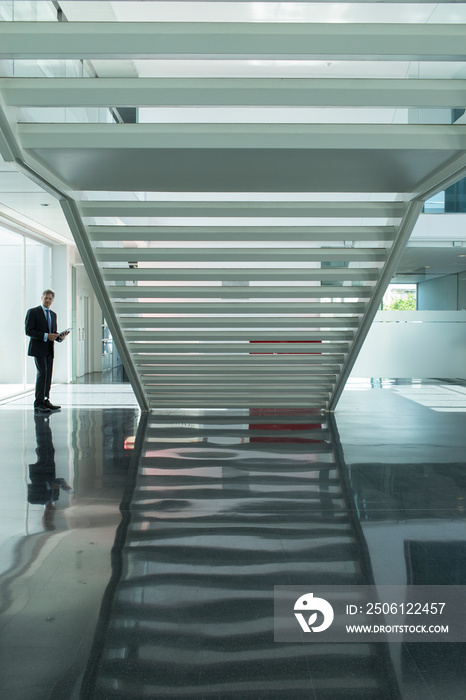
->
[28, 415, 75, 531]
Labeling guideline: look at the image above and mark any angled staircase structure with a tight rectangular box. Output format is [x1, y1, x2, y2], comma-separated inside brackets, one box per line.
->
[1, 17, 466, 411]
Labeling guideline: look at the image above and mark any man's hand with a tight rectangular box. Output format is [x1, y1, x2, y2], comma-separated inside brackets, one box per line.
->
[48, 333, 59, 341]
[59, 330, 70, 340]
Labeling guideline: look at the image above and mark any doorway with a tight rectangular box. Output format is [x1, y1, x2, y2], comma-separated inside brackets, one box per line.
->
[77, 295, 90, 377]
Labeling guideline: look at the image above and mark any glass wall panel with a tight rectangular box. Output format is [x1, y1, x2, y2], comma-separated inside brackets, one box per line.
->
[0, 226, 52, 399]
[0, 227, 24, 396]
[25, 238, 52, 387]
[0, 1, 56, 22]
[25, 237, 52, 310]
[445, 178, 466, 213]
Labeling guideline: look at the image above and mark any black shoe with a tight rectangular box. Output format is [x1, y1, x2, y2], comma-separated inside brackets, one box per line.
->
[44, 400, 61, 411]
[34, 404, 52, 414]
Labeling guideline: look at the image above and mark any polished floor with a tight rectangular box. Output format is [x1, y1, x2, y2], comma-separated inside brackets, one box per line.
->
[0, 379, 465, 700]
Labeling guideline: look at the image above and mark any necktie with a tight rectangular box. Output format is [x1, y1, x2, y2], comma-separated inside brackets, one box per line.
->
[46, 309, 52, 333]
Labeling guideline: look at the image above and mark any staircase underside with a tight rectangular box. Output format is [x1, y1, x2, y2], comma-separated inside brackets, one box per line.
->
[1, 16, 466, 411]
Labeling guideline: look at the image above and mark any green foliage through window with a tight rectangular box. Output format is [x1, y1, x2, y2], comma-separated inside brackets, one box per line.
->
[384, 293, 416, 311]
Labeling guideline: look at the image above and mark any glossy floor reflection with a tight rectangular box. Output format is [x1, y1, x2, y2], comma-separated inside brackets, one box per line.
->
[0, 384, 139, 700]
[0, 380, 465, 700]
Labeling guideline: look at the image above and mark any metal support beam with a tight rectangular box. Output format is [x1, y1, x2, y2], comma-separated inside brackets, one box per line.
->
[129, 342, 349, 353]
[18, 122, 466, 151]
[329, 200, 423, 411]
[3, 77, 466, 108]
[124, 330, 354, 340]
[94, 247, 386, 263]
[412, 153, 466, 202]
[82, 201, 403, 219]
[119, 318, 360, 329]
[150, 401, 318, 410]
[113, 301, 365, 313]
[89, 225, 395, 243]
[2, 22, 466, 61]
[133, 354, 345, 365]
[142, 377, 334, 387]
[140, 368, 338, 377]
[60, 199, 149, 412]
[106, 286, 374, 299]
[101, 268, 380, 283]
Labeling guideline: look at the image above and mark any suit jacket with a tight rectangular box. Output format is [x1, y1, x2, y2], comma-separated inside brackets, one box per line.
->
[25, 305, 58, 358]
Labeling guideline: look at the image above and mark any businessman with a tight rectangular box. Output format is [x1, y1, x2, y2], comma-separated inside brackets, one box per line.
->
[25, 289, 69, 414]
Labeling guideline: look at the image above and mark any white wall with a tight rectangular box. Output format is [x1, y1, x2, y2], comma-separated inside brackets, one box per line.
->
[418, 274, 458, 310]
[410, 213, 466, 243]
[351, 311, 466, 378]
[1, 238, 26, 384]
[0, 229, 53, 388]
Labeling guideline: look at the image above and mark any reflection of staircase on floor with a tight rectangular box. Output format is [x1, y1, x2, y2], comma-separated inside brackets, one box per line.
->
[81, 411, 400, 700]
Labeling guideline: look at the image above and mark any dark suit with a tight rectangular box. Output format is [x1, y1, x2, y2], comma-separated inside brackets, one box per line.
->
[25, 305, 59, 407]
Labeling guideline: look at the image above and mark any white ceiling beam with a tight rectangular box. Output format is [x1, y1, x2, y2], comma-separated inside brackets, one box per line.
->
[124, 329, 353, 340]
[118, 318, 360, 329]
[132, 354, 344, 365]
[141, 375, 334, 384]
[144, 385, 331, 395]
[82, 201, 404, 218]
[3, 77, 466, 108]
[106, 286, 374, 299]
[94, 247, 386, 263]
[114, 301, 365, 313]
[146, 398, 326, 407]
[139, 367, 338, 375]
[143, 386, 330, 396]
[2, 23, 466, 61]
[89, 225, 395, 243]
[142, 378, 337, 388]
[101, 267, 380, 282]
[129, 343, 348, 354]
[142, 378, 334, 388]
[18, 123, 466, 151]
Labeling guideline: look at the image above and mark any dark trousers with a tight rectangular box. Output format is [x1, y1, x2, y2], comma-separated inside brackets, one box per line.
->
[34, 354, 53, 407]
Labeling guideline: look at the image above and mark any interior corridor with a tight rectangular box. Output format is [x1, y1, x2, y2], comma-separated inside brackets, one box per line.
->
[0, 380, 465, 700]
